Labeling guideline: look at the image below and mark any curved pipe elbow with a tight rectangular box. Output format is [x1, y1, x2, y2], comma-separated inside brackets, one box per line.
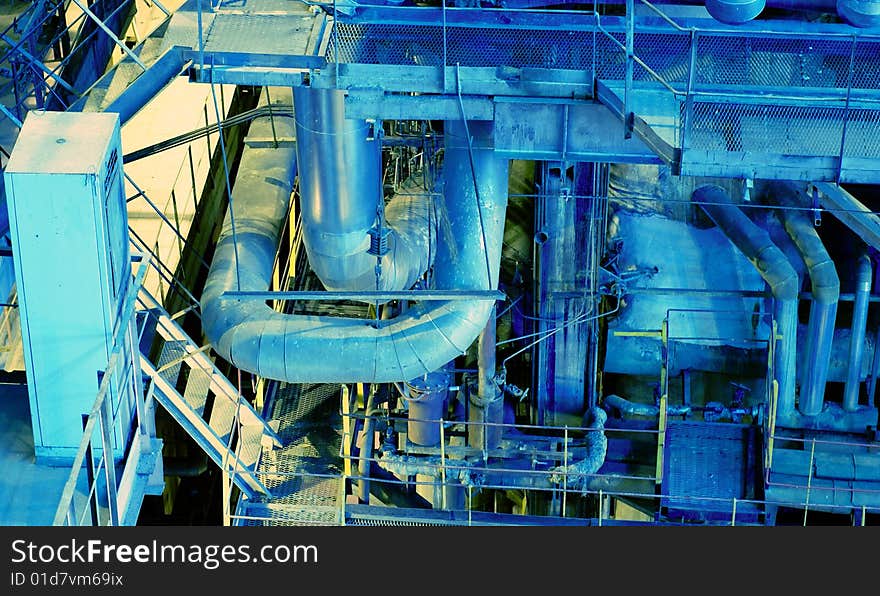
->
[693, 185, 799, 302]
[202, 90, 509, 384]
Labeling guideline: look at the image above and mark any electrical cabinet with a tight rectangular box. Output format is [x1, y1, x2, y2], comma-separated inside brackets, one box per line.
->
[4, 111, 137, 464]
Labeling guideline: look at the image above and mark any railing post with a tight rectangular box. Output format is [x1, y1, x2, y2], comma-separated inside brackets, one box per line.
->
[562, 425, 569, 517]
[442, 0, 448, 91]
[82, 414, 98, 526]
[803, 438, 817, 526]
[836, 35, 858, 184]
[624, 0, 635, 139]
[656, 318, 669, 485]
[681, 29, 698, 156]
[99, 394, 119, 526]
[439, 417, 447, 510]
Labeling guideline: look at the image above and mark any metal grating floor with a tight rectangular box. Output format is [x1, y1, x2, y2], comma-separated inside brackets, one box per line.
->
[236, 383, 343, 526]
[661, 421, 763, 523]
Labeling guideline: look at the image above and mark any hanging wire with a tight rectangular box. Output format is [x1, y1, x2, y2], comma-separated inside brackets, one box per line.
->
[208, 59, 241, 291]
[455, 62, 493, 290]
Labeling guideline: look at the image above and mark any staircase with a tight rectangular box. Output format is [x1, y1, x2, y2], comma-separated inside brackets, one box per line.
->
[137, 289, 283, 499]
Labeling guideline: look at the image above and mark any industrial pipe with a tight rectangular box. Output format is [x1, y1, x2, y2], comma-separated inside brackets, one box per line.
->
[201, 90, 510, 383]
[705, 0, 767, 24]
[837, 0, 880, 27]
[844, 254, 873, 411]
[773, 181, 840, 417]
[603, 393, 692, 417]
[692, 185, 800, 421]
[293, 87, 435, 293]
[549, 408, 608, 492]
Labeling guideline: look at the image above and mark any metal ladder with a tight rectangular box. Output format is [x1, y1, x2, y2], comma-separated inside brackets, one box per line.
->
[137, 289, 282, 499]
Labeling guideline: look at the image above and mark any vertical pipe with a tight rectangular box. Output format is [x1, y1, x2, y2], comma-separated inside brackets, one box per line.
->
[357, 387, 376, 503]
[775, 182, 840, 417]
[844, 253, 872, 411]
[292, 86, 382, 291]
[693, 185, 800, 421]
[471, 306, 502, 450]
[443, 119, 508, 450]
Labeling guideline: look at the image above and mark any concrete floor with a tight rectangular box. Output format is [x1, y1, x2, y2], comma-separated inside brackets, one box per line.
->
[0, 383, 70, 525]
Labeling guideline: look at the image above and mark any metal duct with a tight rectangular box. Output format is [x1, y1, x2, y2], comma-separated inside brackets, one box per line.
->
[201, 90, 509, 383]
[845, 253, 873, 411]
[293, 87, 434, 292]
[692, 185, 800, 421]
[773, 181, 840, 417]
[837, 0, 880, 26]
[705, 0, 766, 23]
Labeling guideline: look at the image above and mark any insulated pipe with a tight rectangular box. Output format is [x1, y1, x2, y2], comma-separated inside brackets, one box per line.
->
[837, 0, 880, 27]
[201, 93, 509, 383]
[844, 254, 873, 411]
[442, 119, 509, 451]
[603, 393, 692, 417]
[471, 306, 502, 450]
[292, 86, 434, 292]
[773, 182, 840, 417]
[705, 0, 766, 24]
[692, 185, 800, 421]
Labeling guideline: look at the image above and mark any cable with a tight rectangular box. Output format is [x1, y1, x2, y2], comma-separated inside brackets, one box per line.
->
[501, 296, 621, 370]
[122, 104, 294, 163]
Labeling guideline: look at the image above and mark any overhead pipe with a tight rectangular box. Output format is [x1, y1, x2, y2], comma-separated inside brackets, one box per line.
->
[844, 253, 873, 411]
[772, 181, 840, 417]
[692, 185, 800, 421]
[293, 87, 434, 293]
[201, 89, 510, 383]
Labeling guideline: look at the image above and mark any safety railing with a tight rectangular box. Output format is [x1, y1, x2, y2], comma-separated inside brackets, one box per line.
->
[338, 408, 661, 511]
[763, 432, 880, 525]
[0, 0, 172, 127]
[53, 252, 154, 526]
[310, 1, 880, 174]
[231, 467, 880, 526]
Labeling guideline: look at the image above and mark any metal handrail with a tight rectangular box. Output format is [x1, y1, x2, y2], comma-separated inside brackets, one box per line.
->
[52, 253, 152, 526]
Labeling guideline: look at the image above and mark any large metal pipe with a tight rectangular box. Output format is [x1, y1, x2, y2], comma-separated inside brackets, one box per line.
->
[692, 185, 800, 421]
[201, 91, 509, 383]
[293, 87, 434, 293]
[773, 181, 840, 417]
[845, 254, 873, 411]
[837, 0, 880, 27]
[443, 119, 509, 450]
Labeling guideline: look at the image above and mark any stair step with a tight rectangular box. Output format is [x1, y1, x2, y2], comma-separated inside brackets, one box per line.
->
[238, 424, 265, 470]
[183, 364, 211, 416]
[209, 393, 238, 443]
[143, 356, 271, 498]
[156, 339, 186, 385]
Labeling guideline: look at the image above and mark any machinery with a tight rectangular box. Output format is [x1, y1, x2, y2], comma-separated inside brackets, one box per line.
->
[1, 0, 880, 526]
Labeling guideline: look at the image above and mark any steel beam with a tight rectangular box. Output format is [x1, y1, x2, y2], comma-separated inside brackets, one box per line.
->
[815, 182, 880, 249]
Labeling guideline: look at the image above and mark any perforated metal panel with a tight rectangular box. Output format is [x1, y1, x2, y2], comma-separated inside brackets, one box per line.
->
[236, 383, 343, 526]
[661, 421, 762, 523]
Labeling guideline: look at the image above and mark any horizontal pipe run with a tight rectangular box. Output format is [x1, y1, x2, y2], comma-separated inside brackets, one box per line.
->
[220, 290, 505, 302]
[629, 286, 880, 304]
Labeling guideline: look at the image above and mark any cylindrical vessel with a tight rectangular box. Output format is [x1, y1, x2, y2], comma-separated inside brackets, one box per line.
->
[406, 372, 450, 446]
